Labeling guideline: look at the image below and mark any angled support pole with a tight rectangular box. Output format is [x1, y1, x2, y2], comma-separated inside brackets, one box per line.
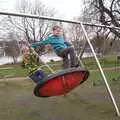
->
[80, 23, 120, 117]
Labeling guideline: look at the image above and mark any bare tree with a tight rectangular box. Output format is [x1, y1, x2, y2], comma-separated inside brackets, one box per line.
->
[83, 0, 120, 38]
[8, 0, 56, 43]
[73, 0, 120, 55]
[4, 32, 21, 63]
[66, 23, 85, 54]
[0, 46, 4, 57]
[66, 13, 97, 54]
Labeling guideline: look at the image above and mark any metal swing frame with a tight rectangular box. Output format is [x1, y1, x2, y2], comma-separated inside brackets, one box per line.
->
[0, 11, 120, 117]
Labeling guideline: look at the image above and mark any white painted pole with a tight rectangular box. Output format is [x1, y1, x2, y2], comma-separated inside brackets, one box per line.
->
[80, 23, 120, 117]
[0, 11, 120, 30]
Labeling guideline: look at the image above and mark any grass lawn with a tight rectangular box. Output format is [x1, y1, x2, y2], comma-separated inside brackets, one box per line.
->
[0, 73, 120, 120]
[0, 54, 120, 120]
[0, 54, 120, 78]
[0, 62, 62, 78]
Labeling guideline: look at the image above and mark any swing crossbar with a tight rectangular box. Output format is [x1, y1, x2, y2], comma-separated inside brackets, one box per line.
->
[0, 11, 120, 30]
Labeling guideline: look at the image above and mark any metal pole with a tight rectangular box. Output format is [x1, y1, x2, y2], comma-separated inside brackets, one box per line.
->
[0, 11, 120, 30]
[80, 23, 120, 117]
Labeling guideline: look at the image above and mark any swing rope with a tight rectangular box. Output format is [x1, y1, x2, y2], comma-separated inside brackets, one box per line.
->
[22, 41, 55, 74]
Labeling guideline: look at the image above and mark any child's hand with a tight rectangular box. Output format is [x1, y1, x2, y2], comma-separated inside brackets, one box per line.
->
[45, 44, 52, 51]
[22, 44, 30, 56]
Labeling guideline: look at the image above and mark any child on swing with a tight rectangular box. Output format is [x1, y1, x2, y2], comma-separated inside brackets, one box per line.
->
[31, 25, 79, 69]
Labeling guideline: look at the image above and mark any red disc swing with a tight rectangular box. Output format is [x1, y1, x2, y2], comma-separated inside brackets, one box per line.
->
[33, 67, 89, 97]
[22, 45, 89, 97]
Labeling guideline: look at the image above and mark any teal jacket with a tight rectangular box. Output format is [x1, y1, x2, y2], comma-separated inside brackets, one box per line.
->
[31, 35, 72, 52]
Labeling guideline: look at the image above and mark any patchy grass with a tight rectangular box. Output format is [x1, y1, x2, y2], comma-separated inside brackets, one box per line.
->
[0, 78, 120, 120]
[0, 54, 120, 119]
[88, 69, 120, 84]
[0, 54, 120, 77]
[83, 54, 120, 69]
[0, 62, 62, 78]
[0, 64, 27, 78]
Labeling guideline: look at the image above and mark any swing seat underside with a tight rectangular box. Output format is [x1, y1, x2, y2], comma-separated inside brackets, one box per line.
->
[34, 67, 89, 97]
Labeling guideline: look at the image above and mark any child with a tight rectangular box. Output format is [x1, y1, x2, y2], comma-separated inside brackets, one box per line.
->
[21, 44, 39, 73]
[21, 44, 47, 83]
[31, 25, 79, 69]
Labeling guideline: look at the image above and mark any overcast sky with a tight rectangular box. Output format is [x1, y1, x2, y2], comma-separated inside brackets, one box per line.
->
[0, 0, 83, 19]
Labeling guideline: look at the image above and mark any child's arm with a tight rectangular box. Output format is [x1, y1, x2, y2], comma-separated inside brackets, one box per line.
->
[64, 41, 72, 47]
[31, 36, 51, 48]
[31, 41, 43, 48]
